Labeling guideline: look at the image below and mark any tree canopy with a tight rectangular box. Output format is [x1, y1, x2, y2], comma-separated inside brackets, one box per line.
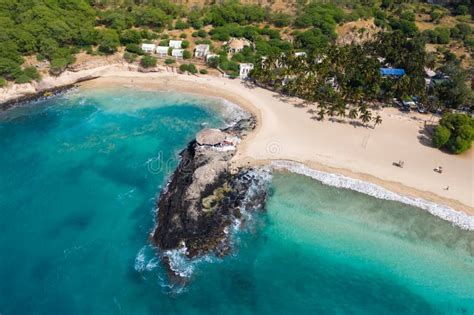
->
[433, 113, 474, 154]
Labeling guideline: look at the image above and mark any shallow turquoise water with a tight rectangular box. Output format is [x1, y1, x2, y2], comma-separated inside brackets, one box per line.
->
[0, 89, 472, 314]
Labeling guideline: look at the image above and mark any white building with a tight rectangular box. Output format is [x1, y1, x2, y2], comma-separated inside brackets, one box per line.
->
[172, 49, 184, 59]
[294, 51, 307, 58]
[141, 43, 156, 54]
[195, 44, 210, 59]
[239, 63, 254, 79]
[169, 40, 182, 49]
[156, 46, 169, 57]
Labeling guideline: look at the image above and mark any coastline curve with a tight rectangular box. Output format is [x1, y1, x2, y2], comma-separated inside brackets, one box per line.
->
[270, 160, 474, 230]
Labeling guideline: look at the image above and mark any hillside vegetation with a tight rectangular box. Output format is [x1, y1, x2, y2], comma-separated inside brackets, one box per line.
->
[0, 1, 472, 117]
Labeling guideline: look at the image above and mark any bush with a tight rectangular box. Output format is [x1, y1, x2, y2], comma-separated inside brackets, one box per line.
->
[400, 10, 416, 22]
[183, 50, 192, 59]
[84, 47, 93, 55]
[433, 125, 451, 148]
[179, 64, 188, 72]
[126, 44, 144, 55]
[181, 40, 190, 49]
[50, 58, 69, 75]
[15, 74, 31, 84]
[430, 10, 442, 23]
[187, 64, 197, 74]
[452, 23, 472, 40]
[98, 29, 120, 54]
[23, 66, 40, 81]
[165, 58, 175, 65]
[175, 20, 189, 30]
[197, 29, 207, 38]
[434, 27, 450, 44]
[120, 29, 142, 45]
[199, 69, 208, 74]
[270, 12, 292, 27]
[180, 33, 187, 39]
[207, 56, 219, 68]
[124, 52, 138, 63]
[433, 113, 474, 154]
[140, 55, 157, 68]
[454, 5, 468, 16]
[179, 63, 198, 74]
[0, 76, 6, 87]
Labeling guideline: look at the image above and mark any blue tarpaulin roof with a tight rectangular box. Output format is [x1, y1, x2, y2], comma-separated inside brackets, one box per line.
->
[380, 68, 406, 76]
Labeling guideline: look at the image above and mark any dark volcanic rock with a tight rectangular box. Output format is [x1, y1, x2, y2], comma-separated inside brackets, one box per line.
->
[152, 117, 268, 276]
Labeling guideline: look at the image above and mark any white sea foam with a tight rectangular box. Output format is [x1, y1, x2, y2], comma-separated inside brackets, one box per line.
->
[270, 160, 474, 231]
[163, 245, 218, 279]
[218, 98, 251, 126]
[134, 245, 159, 272]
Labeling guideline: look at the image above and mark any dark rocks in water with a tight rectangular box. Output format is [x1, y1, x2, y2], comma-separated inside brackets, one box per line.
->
[151, 117, 268, 277]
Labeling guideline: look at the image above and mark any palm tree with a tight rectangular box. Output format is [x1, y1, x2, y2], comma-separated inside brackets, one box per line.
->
[373, 115, 383, 127]
[359, 107, 372, 125]
[348, 108, 358, 120]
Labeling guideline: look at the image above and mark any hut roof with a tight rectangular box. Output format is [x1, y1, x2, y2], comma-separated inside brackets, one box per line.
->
[196, 128, 226, 146]
[380, 68, 405, 76]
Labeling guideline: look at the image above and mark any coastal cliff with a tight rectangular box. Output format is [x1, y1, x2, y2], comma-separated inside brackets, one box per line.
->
[151, 117, 269, 278]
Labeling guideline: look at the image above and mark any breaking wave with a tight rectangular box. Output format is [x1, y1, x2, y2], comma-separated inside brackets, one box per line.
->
[158, 168, 272, 283]
[271, 160, 474, 230]
[134, 245, 159, 272]
[217, 98, 251, 126]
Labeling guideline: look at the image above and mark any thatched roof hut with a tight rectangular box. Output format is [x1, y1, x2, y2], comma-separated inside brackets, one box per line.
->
[196, 128, 226, 146]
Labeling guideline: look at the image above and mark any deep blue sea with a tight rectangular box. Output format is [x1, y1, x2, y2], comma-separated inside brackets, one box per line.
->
[0, 88, 473, 315]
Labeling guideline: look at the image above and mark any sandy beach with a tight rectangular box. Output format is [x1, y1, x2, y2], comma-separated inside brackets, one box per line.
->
[3, 64, 473, 216]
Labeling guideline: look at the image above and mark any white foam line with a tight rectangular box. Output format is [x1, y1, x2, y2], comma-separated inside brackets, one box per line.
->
[270, 160, 474, 231]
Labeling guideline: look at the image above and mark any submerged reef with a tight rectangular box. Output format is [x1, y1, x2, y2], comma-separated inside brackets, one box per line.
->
[151, 117, 268, 280]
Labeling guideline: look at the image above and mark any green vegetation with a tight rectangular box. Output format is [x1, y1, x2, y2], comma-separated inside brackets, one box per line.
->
[0, 0, 471, 129]
[183, 50, 192, 59]
[125, 44, 144, 55]
[124, 52, 138, 63]
[179, 63, 197, 74]
[165, 58, 176, 65]
[432, 60, 471, 109]
[140, 55, 157, 68]
[433, 113, 474, 154]
[98, 29, 120, 54]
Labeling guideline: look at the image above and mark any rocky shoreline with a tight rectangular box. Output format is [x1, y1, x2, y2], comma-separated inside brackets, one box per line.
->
[151, 117, 269, 281]
[0, 76, 99, 112]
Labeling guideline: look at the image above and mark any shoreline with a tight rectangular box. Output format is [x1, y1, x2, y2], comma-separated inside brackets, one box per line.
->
[2, 66, 473, 226]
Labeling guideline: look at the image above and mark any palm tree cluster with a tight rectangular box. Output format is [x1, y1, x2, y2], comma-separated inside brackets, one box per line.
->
[250, 31, 428, 127]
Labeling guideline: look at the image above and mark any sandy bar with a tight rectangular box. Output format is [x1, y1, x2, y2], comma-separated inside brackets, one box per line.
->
[74, 69, 472, 216]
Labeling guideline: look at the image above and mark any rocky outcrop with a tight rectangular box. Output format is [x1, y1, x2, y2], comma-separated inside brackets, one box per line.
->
[152, 117, 268, 278]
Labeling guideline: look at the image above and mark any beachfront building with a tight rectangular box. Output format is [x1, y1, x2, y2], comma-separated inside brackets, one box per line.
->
[172, 49, 184, 59]
[195, 44, 210, 59]
[141, 43, 156, 54]
[227, 38, 251, 54]
[380, 68, 406, 77]
[156, 46, 169, 58]
[169, 40, 182, 49]
[294, 51, 307, 58]
[239, 63, 254, 79]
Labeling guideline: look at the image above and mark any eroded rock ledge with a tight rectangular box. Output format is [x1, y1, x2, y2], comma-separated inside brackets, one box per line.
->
[151, 117, 268, 278]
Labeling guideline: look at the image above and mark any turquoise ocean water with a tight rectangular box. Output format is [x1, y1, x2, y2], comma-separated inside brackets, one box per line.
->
[0, 88, 472, 314]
